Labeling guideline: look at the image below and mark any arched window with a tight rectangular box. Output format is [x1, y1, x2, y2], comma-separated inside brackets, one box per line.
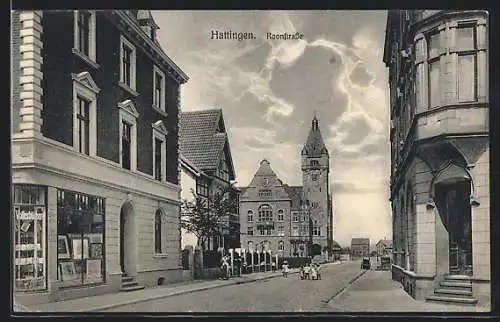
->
[258, 204, 272, 222]
[154, 209, 162, 254]
[247, 210, 253, 222]
[277, 209, 284, 221]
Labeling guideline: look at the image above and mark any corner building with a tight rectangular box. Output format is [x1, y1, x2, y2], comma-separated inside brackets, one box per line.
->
[383, 10, 489, 307]
[11, 10, 188, 304]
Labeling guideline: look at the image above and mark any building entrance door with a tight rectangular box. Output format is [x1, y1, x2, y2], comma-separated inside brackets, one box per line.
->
[436, 180, 473, 276]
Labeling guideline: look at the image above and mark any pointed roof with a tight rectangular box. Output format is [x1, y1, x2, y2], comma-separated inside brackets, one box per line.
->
[254, 159, 276, 176]
[242, 159, 291, 200]
[179, 109, 235, 178]
[376, 239, 393, 248]
[136, 10, 160, 29]
[302, 115, 329, 157]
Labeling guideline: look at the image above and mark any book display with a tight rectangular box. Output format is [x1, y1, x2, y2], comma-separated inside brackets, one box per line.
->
[57, 189, 105, 287]
[13, 186, 47, 291]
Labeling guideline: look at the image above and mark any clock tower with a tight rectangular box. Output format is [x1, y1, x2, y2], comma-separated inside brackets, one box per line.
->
[301, 114, 333, 257]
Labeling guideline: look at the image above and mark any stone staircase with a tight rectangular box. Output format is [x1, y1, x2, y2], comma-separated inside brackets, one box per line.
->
[426, 275, 477, 306]
[120, 273, 145, 292]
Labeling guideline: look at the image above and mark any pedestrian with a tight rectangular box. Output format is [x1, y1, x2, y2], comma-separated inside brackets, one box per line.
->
[304, 263, 311, 280]
[315, 263, 322, 280]
[299, 266, 305, 280]
[310, 264, 318, 280]
[281, 261, 289, 278]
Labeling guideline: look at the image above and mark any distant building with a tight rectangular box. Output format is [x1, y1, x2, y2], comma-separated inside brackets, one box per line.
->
[239, 116, 334, 259]
[179, 109, 240, 251]
[350, 238, 370, 259]
[376, 239, 393, 257]
[384, 10, 490, 306]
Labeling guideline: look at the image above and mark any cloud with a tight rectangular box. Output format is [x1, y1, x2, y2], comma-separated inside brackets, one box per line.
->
[349, 64, 375, 87]
[331, 181, 380, 194]
[152, 10, 391, 247]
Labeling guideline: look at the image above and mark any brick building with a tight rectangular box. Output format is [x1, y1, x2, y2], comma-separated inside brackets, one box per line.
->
[239, 116, 334, 259]
[350, 238, 370, 259]
[383, 10, 489, 306]
[11, 10, 188, 304]
[179, 109, 240, 251]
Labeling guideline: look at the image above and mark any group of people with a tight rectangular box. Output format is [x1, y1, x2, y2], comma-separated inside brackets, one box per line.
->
[220, 254, 242, 280]
[299, 263, 321, 280]
[281, 261, 322, 280]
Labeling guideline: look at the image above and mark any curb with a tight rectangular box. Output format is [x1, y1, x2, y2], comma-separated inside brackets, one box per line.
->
[323, 269, 368, 305]
[86, 270, 299, 312]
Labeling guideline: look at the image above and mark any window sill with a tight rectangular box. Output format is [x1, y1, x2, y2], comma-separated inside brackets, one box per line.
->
[118, 82, 140, 97]
[152, 105, 168, 118]
[153, 254, 168, 258]
[72, 48, 100, 69]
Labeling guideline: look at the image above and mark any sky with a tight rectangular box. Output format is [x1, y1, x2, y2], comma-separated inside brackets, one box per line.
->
[152, 10, 392, 247]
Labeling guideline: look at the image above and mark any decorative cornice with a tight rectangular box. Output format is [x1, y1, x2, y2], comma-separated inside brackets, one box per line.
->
[118, 99, 139, 118]
[111, 11, 189, 84]
[71, 72, 100, 94]
[152, 120, 168, 136]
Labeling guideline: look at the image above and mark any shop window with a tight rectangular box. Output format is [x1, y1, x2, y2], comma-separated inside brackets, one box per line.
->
[57, 189, 105, 287]
[13, 185, 47, 291]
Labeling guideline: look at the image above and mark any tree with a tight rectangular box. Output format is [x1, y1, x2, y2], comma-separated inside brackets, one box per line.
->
[181, 183, 238, 251]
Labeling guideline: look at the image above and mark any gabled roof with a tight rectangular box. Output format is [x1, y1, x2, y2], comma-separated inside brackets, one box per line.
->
[351, 238, 370, 246]
[331, 240, 342, 250]
[376, 239, 393, 248]
[283, 185, 303, 210]
[302, 116, 328, 157]
[179, 109, 235, 179]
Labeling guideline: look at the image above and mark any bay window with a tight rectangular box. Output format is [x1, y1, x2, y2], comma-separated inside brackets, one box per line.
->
[427, 30, 441, 108]
[457, 25, 477, 103]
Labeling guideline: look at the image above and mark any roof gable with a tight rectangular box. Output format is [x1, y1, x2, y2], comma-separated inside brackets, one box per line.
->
[180, 109, 235, 173]
[153, 120, 168, 136]
[72, 72, 100, 94]
[118, 99, 139, 118]
[241, 160, 290, 200]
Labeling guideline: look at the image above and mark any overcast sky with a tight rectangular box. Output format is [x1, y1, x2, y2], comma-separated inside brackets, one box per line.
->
[153, 10, 391, 247]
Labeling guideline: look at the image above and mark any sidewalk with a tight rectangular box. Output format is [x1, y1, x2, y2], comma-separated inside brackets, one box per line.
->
[329, 270, 490, 313]
[20, 268, 299, 313]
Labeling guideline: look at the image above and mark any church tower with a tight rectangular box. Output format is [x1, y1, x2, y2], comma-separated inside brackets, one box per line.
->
[301, 114, 332, 257]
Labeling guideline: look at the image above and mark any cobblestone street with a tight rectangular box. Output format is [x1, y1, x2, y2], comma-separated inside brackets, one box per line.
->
[100, 261, 363, 312]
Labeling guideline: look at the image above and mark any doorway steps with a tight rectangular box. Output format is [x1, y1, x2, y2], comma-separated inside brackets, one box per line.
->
[426, 275, 477, 306]
[120, 273, 145, 292]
